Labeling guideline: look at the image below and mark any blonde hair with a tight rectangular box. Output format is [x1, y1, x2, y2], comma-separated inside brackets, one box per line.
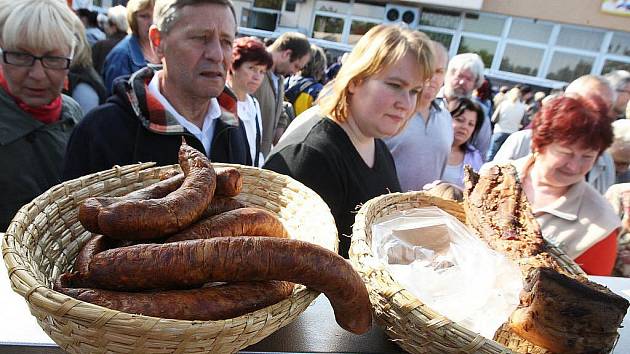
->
[318, 24, 434, 123]
[0, 0, 77, 55]
[127, 0, 155, 36]
[108, 5, 129, 33]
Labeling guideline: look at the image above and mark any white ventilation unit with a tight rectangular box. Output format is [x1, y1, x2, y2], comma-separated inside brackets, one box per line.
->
[384, 5, 420, 28]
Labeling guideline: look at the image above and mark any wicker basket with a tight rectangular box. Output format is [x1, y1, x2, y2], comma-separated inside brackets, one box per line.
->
[349, 191, 586, 354]
[2, 162, 338, 353]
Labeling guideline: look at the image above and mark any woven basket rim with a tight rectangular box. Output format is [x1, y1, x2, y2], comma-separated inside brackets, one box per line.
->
[2, 162, 336, 348]
[350, 191, 586, 354]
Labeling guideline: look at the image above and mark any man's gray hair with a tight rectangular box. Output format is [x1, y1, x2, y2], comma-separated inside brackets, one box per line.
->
[447, 53, 485, 88]
[604, 70, 630, 92]
[566, 74, 617, 109]
[154, 0, 236, 34]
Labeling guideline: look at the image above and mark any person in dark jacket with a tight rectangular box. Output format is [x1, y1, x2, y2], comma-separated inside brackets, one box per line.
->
[63, 15, 108, 114]
[63, 0, 249, 180]
[284, 44, 327, 117]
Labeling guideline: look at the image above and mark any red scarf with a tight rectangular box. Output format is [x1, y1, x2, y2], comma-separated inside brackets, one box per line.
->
[0, 69, 62, 124]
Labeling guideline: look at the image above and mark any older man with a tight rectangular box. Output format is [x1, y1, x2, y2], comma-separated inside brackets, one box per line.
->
[492, 74, 618, 194]
[605, 70, 630, 120]
[63, 0, 250, 179]
[254, 32, 311, 157]
[440, 53, 491, 160]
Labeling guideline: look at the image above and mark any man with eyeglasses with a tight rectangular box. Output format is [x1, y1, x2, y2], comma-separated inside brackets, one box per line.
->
[440, 53, 492, 161]
[63, 0, 251, 180]
[0, 0, 83, 231]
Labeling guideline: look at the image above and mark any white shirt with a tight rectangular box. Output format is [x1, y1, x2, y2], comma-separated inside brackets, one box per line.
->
[270, 71, 280, 96]
[493, 101, 526, 134]
[237, 94, 265, 167]
[148, 71, 222, 156]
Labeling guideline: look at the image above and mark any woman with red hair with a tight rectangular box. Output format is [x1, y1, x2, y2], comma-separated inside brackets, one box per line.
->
[512, 95, 620, 275]
[227, 37, 273, 167]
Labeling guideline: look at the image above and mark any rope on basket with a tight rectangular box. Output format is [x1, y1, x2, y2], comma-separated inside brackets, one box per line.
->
[53, 297, 81, 317]
[91, 310, 118, 328]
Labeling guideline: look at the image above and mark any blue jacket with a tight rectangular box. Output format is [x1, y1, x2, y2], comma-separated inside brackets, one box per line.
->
[102, 34, 147, 95]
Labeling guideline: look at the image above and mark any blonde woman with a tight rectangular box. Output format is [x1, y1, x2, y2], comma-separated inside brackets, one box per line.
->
[0, 0, 83, 230]
[264, 24, 433, 257]
[102, 0, 157, 94]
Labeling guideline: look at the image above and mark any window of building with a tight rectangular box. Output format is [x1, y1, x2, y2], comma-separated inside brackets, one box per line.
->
[312, 1, 383, 46]
[458, 36, 497, 68]
[556, 26, 605, 52]
[423, 30, 453, 49]
[500, 44, 543, 76]
[313, 15, 345, 42]
[240, 8, 278, 32]
[349, 20, 378, 45]
[241, 0, 284, 31]
[253, 0, 283, 10]
[609, 31, 630, 56]
[508, 18, 553, 43]
[602, 60, 630, 74]
[546, 52, 594, 82]
[285, 0, 297, 12]
[316, 0, 351, 14]
[462, 13, 504, 36]
[419, 8, 460, 29]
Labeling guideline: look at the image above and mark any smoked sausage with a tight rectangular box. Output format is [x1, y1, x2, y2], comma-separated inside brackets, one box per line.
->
[166, 207, 288, 242]
[202, 197, 245, 217]
[78, 174, 185, 233]
[214, 167, 243, 197]
[54, 280, 294, 321]
[82, 237, 372, 334]
[96, 143, 216, 239]
[60, 234, 134, 287]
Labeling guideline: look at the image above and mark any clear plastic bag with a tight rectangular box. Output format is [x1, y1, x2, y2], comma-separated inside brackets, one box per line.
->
[371, 207, 522, 338]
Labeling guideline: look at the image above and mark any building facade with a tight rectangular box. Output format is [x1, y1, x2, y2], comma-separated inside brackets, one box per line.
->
[235, 0, 630, 89]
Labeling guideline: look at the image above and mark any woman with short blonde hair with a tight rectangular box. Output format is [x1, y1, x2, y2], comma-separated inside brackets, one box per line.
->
[319, 25, 433, 126]
[265, 24, 434, 257]
[0, 0, 83, 231]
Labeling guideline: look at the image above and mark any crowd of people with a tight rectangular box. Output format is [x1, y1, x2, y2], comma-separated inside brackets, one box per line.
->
[2, 0, 630, 276]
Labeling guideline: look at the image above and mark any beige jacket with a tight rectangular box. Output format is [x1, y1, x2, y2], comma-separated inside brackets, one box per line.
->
[511, 155, 620, 259]
[254, 72, 285, 157]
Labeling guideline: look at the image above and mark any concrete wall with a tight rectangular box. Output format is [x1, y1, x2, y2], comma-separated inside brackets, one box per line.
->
[481, 0, 629, 32]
